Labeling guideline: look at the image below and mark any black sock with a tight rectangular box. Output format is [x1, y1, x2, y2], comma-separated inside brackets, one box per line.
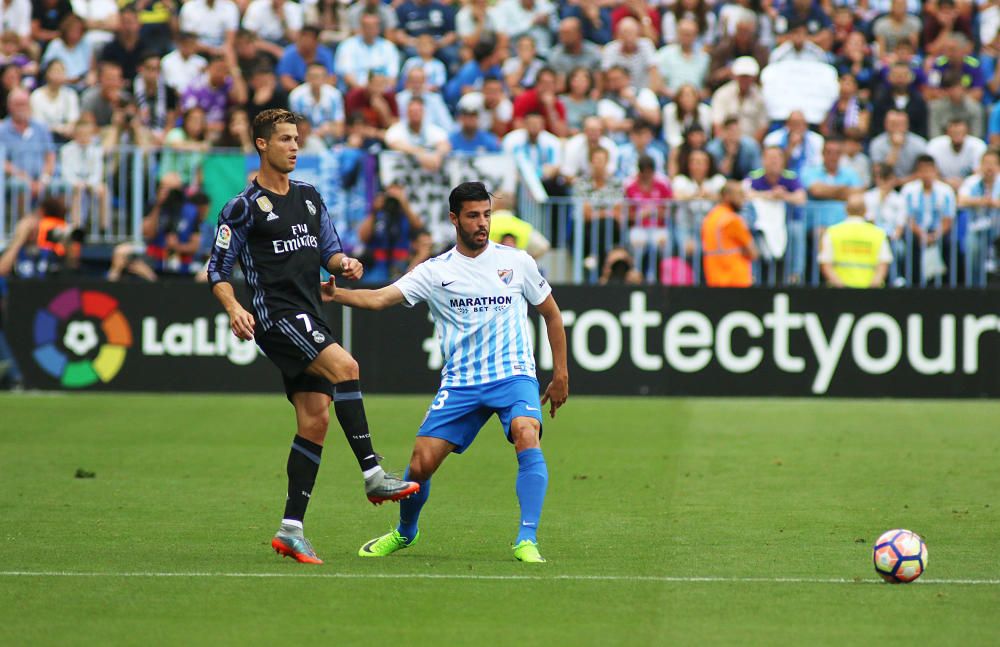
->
[333, 380, 380, 472]
[283, 435, 323, 523]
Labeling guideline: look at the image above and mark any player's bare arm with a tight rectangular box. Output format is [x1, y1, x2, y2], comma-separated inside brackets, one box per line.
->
[327, 279, 406, 310]
[212, 281, 256, 340]
[536, 295, 569, 418]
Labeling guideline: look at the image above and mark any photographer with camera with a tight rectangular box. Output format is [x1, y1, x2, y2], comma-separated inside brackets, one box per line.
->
[356, 183, 431, 283]
[599, 247, 644, 285]
[0, 196, 83, 280]
[108, 173, 210, 281]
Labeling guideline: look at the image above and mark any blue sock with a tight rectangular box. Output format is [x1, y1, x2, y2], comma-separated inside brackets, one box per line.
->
[515, 448, 548, 544]
[396, 467, 429, 543]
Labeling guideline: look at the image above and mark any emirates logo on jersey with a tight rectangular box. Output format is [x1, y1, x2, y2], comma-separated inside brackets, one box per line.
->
[498, 269, 513, 286]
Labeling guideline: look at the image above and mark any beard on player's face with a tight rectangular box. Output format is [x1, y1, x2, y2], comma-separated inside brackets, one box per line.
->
[457, 217, 489, 250]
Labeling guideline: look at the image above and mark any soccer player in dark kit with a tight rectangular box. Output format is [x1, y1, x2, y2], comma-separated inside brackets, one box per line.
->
[207, 108, 419, 564]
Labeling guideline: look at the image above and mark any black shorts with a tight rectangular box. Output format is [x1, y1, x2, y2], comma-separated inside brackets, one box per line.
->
[256, 313, 337, 402]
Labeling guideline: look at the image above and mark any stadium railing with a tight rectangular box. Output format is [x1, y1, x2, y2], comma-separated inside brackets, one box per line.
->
[3, 143, 998, 288]
[0, 143, 376, 252]
[518, 194, 1000, 288]
[0, 144, 150, 248]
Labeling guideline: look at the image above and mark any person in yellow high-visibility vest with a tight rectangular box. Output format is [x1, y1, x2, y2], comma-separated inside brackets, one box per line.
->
[489, 210, 551, 259]
[818, 193, 893, 288]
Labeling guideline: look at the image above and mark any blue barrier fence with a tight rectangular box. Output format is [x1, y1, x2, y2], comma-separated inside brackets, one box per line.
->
[3, 144, 997, 287]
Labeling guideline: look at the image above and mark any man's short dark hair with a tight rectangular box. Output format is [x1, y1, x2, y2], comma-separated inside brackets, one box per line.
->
[637, 155, 655, 172]
[915, 154, 937, 168]
[253, 109, 298, 154]
[449, 182, 492, 216]
[723, 116, 740, 128]
[99, 60, 123, 74]
[632, 120, 654, 135]
[787, 16, 808, 32]
[252, 63, 275, 77]
[873, 162, 894, 180]
[473, 37, 497, 63]
[39, 195, 67, 220]
[535, 66, 556, 82]
[138, 50, 160, 65]
[300, 25, 321, 38]
[408, 95, 425, 106]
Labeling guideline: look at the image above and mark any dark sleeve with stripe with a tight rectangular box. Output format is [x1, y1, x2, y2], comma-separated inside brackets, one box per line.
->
[317, 193, 343, 268]
[207, 196, 251, 287]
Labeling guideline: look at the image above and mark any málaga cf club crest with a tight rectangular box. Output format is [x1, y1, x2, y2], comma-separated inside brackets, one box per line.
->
[498, 269, 513, 286]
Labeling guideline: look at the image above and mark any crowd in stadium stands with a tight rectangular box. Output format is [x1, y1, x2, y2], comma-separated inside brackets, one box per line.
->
[1, 0, 1000, 290]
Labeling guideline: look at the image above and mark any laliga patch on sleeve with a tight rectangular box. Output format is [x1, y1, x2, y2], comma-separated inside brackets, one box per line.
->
[216, 224, 232, 249]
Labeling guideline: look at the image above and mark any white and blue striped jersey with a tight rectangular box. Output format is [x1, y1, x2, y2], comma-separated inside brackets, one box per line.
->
[900, 179, 956, 232]
[394, 243, 552, 388]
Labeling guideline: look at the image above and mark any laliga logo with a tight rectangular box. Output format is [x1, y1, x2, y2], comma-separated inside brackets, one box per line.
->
[33, 288, 132, 388]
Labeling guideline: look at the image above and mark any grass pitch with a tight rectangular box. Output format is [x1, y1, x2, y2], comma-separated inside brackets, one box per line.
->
[0, 394, 998, 646]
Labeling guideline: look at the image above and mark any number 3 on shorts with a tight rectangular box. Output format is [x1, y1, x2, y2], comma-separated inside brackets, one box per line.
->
[430, 390, 449, 410]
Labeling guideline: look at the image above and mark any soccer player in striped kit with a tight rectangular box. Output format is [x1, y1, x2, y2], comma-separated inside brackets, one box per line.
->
[207, 109, 418, 565]
[330, 182, 570, 563]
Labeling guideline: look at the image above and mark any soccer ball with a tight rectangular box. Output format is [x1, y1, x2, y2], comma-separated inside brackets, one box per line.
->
[872, 529, 928, 583]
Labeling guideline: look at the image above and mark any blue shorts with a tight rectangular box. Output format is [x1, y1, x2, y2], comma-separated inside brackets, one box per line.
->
[418, 375, 543, 454]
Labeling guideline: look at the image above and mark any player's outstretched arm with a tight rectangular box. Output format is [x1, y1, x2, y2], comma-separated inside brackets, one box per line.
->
[330, 279, 407, 311]
[211, 282, 256, 340]
[536, 295, 569, 418]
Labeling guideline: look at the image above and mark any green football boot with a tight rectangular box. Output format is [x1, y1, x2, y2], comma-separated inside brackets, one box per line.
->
[513, 539, 546, 563]
[358, 529, 419, 557]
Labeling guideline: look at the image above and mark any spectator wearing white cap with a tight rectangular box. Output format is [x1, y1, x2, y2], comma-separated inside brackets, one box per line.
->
[449, 104, 500, 154]
[710, 56, 768, 142]
[457, 77, 513, 138]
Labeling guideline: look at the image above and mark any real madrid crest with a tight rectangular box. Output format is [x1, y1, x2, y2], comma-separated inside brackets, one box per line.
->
[256, 196, 273, 212]
[306, 199, 317, 215]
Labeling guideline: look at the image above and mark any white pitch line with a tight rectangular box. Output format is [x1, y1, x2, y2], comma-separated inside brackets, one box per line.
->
[0, 572, 997, 585]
